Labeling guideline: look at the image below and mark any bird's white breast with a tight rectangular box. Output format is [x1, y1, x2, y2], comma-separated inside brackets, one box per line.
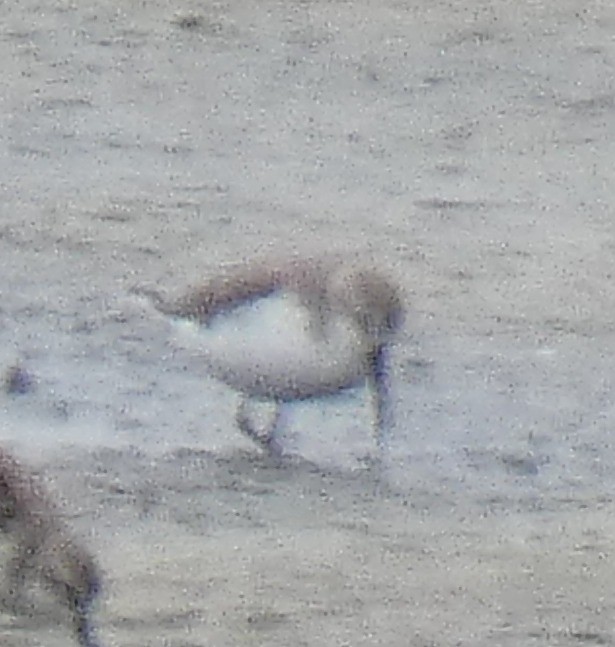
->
[168, 293, 368, 400]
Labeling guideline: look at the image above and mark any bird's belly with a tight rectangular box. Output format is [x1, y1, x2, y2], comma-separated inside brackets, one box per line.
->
[168, 294, 368, 401]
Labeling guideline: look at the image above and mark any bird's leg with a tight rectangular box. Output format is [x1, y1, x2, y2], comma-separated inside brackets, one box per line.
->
[236, 396, 266, 450]
[236, 397, 291, 459]
[75, 611, 100, 647]
[266, 403, 293, 458]
[367, 342, 394, 457]
[71, 575, 103, 647]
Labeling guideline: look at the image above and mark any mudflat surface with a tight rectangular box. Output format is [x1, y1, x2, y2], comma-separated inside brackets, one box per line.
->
[1, 1, 615, 645]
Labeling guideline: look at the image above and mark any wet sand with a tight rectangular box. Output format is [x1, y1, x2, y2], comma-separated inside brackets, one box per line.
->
[1, 0, 615, 645]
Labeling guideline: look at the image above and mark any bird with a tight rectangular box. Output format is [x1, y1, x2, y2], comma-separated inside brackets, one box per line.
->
[0, 446, 103, 647]
[143, 252, 405, 459]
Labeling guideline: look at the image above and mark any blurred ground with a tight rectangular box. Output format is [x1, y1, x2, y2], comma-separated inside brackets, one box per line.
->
[1, 0, 615, 645]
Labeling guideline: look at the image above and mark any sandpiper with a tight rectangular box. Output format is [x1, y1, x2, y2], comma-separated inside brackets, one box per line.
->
[0, 446, 102, 647]
[145, 253, 405, 458]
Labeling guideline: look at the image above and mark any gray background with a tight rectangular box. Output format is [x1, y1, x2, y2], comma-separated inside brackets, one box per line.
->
[0, 1, 614, 645]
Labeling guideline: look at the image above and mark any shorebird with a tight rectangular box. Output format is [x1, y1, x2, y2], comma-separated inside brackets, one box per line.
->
[144, 253, 405, 458]
[0, 447, 102, 647]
